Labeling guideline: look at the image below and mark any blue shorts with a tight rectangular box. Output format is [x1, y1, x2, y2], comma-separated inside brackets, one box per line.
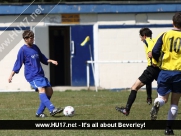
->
[157, 70, 181, 96]
[29, 77, 51, 91]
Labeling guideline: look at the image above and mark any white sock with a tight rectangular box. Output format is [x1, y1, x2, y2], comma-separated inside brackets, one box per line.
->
[154, 97, 165, 107]
[167, 105, 178, 120]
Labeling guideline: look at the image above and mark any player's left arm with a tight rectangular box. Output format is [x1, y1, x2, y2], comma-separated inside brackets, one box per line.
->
[35, 46, 49, 65]
[35, 46, 58, 65]
[47, 59, 58, 65]
[39, 51, 58, 65]
[39, 53, 49, 65]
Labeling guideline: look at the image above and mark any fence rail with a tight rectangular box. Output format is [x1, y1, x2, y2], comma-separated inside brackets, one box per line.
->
[86, 60, 147, 90]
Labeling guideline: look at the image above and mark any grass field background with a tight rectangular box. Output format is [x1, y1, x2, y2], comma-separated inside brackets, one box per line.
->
[0, 89, 180, 136]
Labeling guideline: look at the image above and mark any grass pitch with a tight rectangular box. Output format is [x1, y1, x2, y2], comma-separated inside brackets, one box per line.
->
[0, 89, 180, 136]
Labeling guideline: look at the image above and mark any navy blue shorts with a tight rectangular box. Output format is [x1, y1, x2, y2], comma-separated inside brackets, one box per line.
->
[29, 77, 51, 91]
[157, 70, 181, 96]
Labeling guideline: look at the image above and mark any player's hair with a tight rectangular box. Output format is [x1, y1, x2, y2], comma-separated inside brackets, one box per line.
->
[172, 12, 181, 29]
[139, 28, 152, 38]
[22, 30, 34, 39]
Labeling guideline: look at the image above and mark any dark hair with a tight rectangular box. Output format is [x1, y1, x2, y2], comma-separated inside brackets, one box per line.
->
[22, 30, 34, 39]
[172, 12, 181, 29]
[139, 28, 152, 37]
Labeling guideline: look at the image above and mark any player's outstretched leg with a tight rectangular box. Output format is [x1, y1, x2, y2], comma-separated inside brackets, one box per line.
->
[116, 79, 144, 116]
[116, 90, 137, 116]
[150, 101, 160, 120]
[39, 93, 63, 116]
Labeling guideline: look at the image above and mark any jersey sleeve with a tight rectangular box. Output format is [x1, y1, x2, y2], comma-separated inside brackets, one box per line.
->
[147, 44, 154, 55]
[144, 38, 154, 54]
[40, 53, 49, 65]
[36, 45, 48, 65]
[152, 34, 164, 62]
[147, 39, 155, 53]
[12, 47, 24, 73]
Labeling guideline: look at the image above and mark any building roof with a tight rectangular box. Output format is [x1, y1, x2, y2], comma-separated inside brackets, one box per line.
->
[0, 3, 180, 15]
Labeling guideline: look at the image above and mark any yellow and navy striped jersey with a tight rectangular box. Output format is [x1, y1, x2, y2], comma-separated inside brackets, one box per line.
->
[151, 32, 165, 67]
[143, 37, 155, 66]
[152, 29, 181, 71]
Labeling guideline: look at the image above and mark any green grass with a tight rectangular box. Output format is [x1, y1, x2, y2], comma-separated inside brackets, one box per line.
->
[0, 90, 180, 136]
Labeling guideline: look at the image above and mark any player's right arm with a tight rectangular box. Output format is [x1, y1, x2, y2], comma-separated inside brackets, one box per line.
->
[8, 71, 15, 83]
[8, 48, 24, 83]
[152, 34, 164, 62]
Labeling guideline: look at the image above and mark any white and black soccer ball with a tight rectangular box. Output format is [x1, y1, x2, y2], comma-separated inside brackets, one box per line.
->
[63, 106, 75, 117]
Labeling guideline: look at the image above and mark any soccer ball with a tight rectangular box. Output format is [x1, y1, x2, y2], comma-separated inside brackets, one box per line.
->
[63, 106, 75, 117]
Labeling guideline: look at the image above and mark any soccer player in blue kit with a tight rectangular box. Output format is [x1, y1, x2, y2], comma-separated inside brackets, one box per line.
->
[8, 30, 63, 117]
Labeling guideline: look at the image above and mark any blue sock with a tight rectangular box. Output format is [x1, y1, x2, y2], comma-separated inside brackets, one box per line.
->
[36, 96, 51, 114]
[39, 93, 55, 112]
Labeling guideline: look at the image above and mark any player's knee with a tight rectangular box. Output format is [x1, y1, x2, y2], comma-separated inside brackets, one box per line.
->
[131, 86, 139, 91]
[45, 87, 53, 96]
[131, 84, 142, 91]
[163, 96, 169, 103]
[38, 87, 46, 93]
[157, 94, 167, 103]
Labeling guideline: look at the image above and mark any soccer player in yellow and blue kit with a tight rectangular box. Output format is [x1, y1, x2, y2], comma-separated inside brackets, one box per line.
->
[116, 28, 160, 116]
[143, 30, 155, 105]
[150, 12, 181, 135]
[8, 30, 63, 118]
